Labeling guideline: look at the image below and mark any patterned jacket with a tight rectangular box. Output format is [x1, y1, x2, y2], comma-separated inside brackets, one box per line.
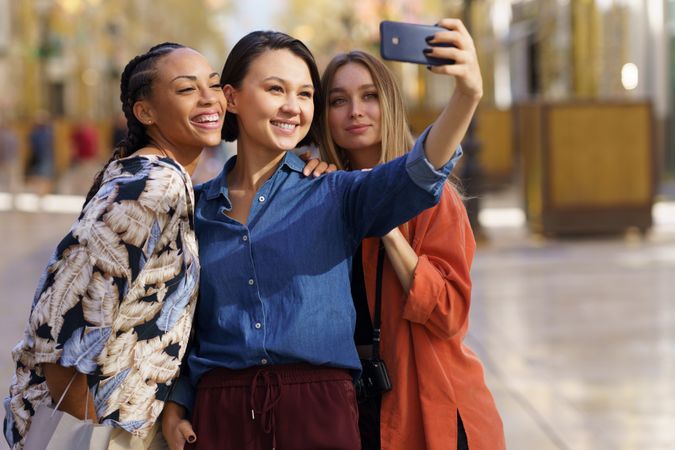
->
[4, 155, 199, 449]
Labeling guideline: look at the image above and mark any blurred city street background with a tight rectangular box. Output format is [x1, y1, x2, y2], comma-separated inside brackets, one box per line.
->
[2, 0, 675, 449]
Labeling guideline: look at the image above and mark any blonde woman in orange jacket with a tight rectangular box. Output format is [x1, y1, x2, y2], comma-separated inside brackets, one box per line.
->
[319, 19, 506, 450]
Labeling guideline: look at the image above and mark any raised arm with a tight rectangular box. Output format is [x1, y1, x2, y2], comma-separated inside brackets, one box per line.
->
[424, 18, 483, 169]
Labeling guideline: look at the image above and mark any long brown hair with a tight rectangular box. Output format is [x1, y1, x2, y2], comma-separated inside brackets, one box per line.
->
[84, 42, 185, 206]
[319, 51, 413, 170]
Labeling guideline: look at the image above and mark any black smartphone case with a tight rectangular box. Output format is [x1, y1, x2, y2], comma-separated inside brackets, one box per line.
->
[380, 20, 454, 66]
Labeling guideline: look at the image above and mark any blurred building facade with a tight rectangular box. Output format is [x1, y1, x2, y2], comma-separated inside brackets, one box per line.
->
[1, 0, 674, 187]
[0, 0, 231, 189]
[280, 0, 674, 177]
[0, 0, 230, 121]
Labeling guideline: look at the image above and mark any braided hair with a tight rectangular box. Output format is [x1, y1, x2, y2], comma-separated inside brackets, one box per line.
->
[84, 42, 186, 205]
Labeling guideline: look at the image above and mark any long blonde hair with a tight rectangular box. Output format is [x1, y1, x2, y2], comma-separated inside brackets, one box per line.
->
[319, 51, 414, 169]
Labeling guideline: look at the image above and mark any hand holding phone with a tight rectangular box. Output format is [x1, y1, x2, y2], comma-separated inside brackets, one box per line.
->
[381, 18, 482, 100]
[380, 20, 455, 66]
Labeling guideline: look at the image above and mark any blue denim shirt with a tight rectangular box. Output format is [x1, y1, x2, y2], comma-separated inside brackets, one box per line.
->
[170, 128, 461, 410]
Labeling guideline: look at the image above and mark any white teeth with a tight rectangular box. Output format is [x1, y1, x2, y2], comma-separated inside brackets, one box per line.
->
[194, 114, 219, 123]
[272, 121, 296, 130]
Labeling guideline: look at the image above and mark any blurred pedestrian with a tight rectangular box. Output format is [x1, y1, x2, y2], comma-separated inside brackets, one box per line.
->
[25, 111, 54, 196]
[71, 119, 99, 163]
[59, 119, 100, 194]
[0, 121, 21, 201]
[161, 29, 464, 450]
[318, 21, 505, 450]
[4, 42, 226, 450]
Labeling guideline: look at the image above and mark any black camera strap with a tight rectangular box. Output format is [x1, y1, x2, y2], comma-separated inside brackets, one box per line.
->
[372, 242, 385, 360]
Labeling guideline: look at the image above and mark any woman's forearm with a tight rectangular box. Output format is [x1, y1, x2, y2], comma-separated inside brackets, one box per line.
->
[423, 18, 483, 169]
[425, 91, 480, 169]
[381, 229, 419, 293]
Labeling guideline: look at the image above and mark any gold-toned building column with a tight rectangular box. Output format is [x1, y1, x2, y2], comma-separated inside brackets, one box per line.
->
[17, 1, 45, 117]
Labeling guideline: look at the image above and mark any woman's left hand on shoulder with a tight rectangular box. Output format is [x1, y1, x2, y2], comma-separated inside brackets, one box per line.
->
[426, 18, 483, 101]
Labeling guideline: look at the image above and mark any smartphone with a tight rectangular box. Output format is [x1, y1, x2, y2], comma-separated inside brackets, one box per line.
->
[380, 20, 454, 66]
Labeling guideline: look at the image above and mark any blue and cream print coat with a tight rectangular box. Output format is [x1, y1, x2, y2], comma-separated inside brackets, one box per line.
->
[4, 155, 199, 449]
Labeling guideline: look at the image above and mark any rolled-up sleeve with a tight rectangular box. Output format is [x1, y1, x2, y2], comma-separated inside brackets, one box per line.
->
[335, 126, 463, 245]
[401, 185, 474, 340]
[405, 126, 462, 197]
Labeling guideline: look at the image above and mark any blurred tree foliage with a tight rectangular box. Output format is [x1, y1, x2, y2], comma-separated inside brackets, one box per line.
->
[12, 0, 231, 117]
[278, 0, 450, 68]
[112, 0, 230, 59]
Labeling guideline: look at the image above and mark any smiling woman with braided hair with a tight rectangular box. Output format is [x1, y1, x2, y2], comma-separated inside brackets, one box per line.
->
[3, 42, 227, 449]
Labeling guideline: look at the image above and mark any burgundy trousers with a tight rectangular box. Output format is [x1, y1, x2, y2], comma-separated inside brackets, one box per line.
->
[187, 363, 361, 450]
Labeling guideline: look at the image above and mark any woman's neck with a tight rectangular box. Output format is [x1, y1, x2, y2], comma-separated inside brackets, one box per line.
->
[161, 147, 202, 176]
[146, 132, 202, 176]
[228, 138, 286, 192]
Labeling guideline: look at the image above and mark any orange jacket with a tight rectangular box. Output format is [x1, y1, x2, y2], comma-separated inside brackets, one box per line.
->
[361, 184, 505, 450]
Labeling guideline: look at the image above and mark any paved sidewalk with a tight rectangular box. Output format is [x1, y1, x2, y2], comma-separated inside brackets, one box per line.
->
[470, 224, 675, 449]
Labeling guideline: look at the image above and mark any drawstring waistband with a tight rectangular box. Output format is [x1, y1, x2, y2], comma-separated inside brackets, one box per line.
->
[197, 363, 352, 388]
[197, 363, 353, 450]
[250, 369, 283, 450]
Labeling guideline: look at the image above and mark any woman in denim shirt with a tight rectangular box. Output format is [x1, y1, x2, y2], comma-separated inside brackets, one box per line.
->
[163, 25, 481, 450]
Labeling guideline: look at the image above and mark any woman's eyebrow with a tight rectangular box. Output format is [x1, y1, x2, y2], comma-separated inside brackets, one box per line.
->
[171, 75, 197, 82]
[329, 84, 376, 94]
[263, 76, 314, 90]
[171, 73, 220, 82]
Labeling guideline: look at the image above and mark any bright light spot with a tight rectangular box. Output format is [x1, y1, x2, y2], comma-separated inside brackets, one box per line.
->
[654, 202, 675, 227]
[41, 194, 85, 213]
[204, 0, 227, 9]
[14, 193, 41, 212]
[490, 0, 512, 37]
[596, 0, 613, 11]
[647, 0, 664, 34]
[0, 193, 11, 211]
[479, 207, 526, 228]
[621, 63, 639, 90]
[1, 193, 84, 213]
[494, 54, 512, 109]
[58, 0, 84, 15]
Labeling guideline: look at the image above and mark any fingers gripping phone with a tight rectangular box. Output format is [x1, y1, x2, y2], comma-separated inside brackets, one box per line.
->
[380, 20, 455, 66]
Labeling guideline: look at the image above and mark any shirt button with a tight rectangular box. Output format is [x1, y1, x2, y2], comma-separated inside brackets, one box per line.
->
[242, 235, 248, 242]
[248, 279, 255, 286]
[255, 322, 262, 329]
[261, 358, 268, 365]
[258, 195, 265, 203]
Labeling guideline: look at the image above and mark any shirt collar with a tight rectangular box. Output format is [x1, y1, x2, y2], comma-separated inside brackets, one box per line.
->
[203, 151, 306, 202]
[280, 151, 306, 173]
